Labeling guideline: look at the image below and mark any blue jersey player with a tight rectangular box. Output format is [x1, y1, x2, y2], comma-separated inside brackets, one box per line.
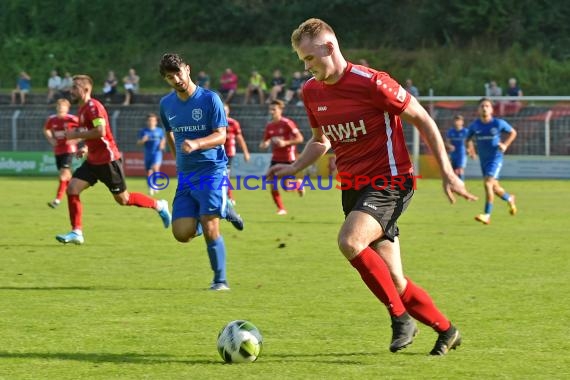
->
[159, 53, 243, 290]
[137, 113, 165, 195]
[445, 115, 470, 180]
[467, 98, 518, 225]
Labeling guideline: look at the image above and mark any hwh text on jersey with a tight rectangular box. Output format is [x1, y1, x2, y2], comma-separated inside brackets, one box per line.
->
[321, 120, 367, 142]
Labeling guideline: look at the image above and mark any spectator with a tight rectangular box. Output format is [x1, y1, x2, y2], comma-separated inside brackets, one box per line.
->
[47, 69, 62, 104]
[11, 71, 32, 105]
[122, 68, 140, 106]
[487, 80, 502, 97]
[500, 77, 523, 115]
[358, 58, 370, 67]
[60, 72, 73, 100]
[196, 71, 210, 89]
[284, 71, 304, 105]
[218, 68, 238, 103]
[268, 69, 286, 103]
[102, 70, 118, 103]
[405, 78, 419, 98]
[243, 70, 266, 105]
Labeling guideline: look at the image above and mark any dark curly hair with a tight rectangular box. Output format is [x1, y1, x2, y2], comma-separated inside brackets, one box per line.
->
[159, 53, 187, 77]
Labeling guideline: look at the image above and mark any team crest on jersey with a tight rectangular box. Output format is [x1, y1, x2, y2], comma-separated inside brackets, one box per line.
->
[192, 108, 202, 121]
[490, 128, 498, 135]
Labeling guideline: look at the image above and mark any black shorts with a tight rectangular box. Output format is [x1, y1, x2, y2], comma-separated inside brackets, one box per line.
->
[55, 153, 74, 170]
[271, 160, 294, 167]
[73, 159, 127, 194]
[341, 176, 414, 242]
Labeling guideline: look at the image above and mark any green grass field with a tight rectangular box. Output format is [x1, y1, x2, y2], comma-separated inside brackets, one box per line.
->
[1, 177, 569, 379]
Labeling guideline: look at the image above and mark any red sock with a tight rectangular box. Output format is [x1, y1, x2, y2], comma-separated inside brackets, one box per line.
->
[227, 188, 233, 200]
[400, 278, 450, 332]
[56, 180, 69, 201]
[127, 192, 157, 208]
[350, 247, 406, 317]
[271, 190, 285, 210]
[67, 194, 82, 230]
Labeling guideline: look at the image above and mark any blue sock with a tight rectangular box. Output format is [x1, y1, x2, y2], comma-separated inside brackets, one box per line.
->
[207, 236, 227, 284]
[501, 192, 510, 201]
[195, 222, 203, 237]
[484, 202, 493, 214]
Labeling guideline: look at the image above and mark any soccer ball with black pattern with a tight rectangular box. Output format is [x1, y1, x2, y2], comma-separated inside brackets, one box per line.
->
[217, 320, 263, 363]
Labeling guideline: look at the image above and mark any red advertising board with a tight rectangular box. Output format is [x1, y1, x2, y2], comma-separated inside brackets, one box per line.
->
[122, 152, 177, 177]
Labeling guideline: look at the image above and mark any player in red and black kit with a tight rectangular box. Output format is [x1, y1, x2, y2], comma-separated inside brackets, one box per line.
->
[43, 98, 79, 208]
[270, 19, 477, 355]
[224, 103, 250, 204]
[260, 99, 304, 215]
[55, 75, 171, 245]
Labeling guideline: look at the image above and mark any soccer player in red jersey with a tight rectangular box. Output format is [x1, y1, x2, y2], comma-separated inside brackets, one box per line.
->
[43, 98, 79, 208]
[55, 75, 171, 245]
[269, 19, 477, 355]
[260, 99, 304, 215]
[224, 103, 250, 204]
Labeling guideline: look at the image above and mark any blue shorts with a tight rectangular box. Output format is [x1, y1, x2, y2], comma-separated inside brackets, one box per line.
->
[480, 160, 503, 179]
[450, 154, 467, 170]
[144, 152, 163, 171]
[172, 171, 229, 221]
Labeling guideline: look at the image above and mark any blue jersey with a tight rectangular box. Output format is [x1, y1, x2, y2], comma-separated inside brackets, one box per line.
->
[467, 118, 513, 165]
[138, 127, 164, 157]
[159, 87, 228, 179]
[446, 127, 469, 157]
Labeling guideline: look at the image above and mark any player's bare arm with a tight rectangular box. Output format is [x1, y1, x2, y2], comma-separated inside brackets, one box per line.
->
[181, 127, 226, 154]
[401, 96, 477, 203]
[166, 131, 176, 159]
[43, 129, 56, 146]
[499, 128, 517, 152]
[237, 135, 250, 161]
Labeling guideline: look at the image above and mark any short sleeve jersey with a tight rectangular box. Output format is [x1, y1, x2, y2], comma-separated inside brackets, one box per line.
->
[224, 117, 242, 157]
[446, 128, 469, 157]
[467, 118, 513, 165]
[138, 127, 165, 156]
[302, 62, 412, 178]
[263, 117, 300, 162]
[159, 87, 228, 177]
[77, 98, 121, 165]
[44, 114, 79, 155]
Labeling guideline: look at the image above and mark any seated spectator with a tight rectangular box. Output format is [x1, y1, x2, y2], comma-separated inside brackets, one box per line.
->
[243, 70, 266, 105]
[500, 77, 523, 115]
[11, 71, 32, 105]
[487, 80, 502, 97]
[268, 69, 286, 103]
[218, 68, 238, 103]
[102, 70, 118, 103]
[405, 78, 419, 98]
[284, 71, 304, 104]
[122, 68, 140, 106]
[47, 69, 62, 104]
[196, 71, 210, 89]
[60, 71, 73, 100]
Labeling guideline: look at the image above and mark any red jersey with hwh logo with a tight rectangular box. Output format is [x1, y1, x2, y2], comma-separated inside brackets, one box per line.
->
[78, 98, 121, 165]
[44, 114, 79, 155]
[224, 117, 242, 157]
[302, 62, 413, 177]
[263, 117, 300, 162]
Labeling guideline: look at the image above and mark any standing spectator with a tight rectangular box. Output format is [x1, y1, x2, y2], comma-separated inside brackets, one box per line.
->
[270, 18, 477, 355]
[259, 100, 305, 215]
[102, 70, 118, 103]
[122, 68, 140, 106]
[405, 78, 419, 98]
[11, 71, 32, 105]
[47, 69, 62, 104]
[44, 98, 80, 208]
[224, 103, 250, 204]
[196, 71, 211, 89]
[268, 69, 286, 103]
[159, 53, 244, 291]
[218, 68, 238, 103]
[243, 70, 266, 104]
[500, 77, 523, 115]
[60, 72, 73, 100]
[55, 74, 171, 245]
[284, 71, 304, 105]
[137, 113, 166, 196]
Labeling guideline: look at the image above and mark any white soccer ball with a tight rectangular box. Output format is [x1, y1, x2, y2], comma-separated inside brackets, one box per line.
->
[217, 320, 263, 363]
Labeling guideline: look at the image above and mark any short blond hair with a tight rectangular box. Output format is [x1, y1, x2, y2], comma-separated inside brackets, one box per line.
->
[56, 98, 71, 107]
[291, 18, 335, 49]
[72, 74, 93, 90]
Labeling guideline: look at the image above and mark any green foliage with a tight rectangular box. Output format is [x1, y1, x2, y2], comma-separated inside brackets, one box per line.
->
[1, 177, 569, 378]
